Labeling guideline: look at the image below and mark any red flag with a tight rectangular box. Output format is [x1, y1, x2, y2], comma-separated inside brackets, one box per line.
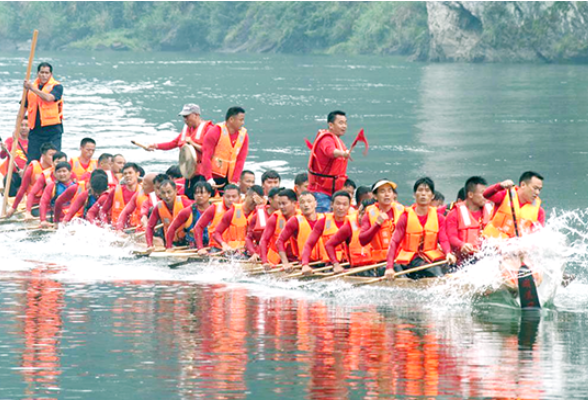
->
[350, 129, 368, 156]
[304, 138, 313, 150]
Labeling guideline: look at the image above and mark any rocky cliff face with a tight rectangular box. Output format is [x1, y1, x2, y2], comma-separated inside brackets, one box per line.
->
[425, 1, 588, 62]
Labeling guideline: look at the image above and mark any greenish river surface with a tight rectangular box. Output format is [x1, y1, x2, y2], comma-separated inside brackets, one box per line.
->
[1, 52, 588, 399]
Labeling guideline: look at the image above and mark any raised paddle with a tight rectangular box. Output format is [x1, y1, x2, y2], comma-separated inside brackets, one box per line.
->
[350, 260, 449, 287]
[508, 188, 541, 310]
[2, 30, 38, 217]
[131, 140, 151, 151]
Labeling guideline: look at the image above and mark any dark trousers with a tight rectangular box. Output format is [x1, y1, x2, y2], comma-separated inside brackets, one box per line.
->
[394, 256, 444, 280]
[28, 129, 62, 162]
[2, 172, 21, 197]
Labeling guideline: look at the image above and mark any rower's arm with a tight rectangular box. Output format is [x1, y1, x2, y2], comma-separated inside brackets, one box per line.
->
[145, 207, 160, 248]
[116, 193, 138, 230]
[259, 214, 277, 264]
[194, 206, 215, 249]
[64, 191, 88, 223]
[301, 219, 325, 265]
[386, 213, 407, 271]
[11, 164, 34, 210]
[211, 209, 233, 249]
[39, 182, 54, 222]
[276, 218, 298, 265]
[325, 222, 351, 265]
[53, 185, 78, 223]
[165, 208, 190, 250]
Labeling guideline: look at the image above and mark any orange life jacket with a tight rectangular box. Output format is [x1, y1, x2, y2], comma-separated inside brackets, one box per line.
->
[321, 213, 346, 262]
[27, 160, 46, 196]
[295, 214, 324, 262]
[111, 184, 141, 226]
[249, 205, 269, 233]
[0, 139, 27, 175]
[157, 196, 188, 243]
[27, 76, 63, 129]
[211, 122, 247, 181]
[344, 213, 374, 267]
[395, 206, 445, 265]
[366, 202, 405, 262]
[70, 157, 97, 181]
[224, 203, 248, 249]
[129, 189, 150, 229]
[483, 188, 542, 239]
[307, 130, 348, 195]
[267, 210, 292, 265]
[209, 202, 228, 248]
[456, 202, 494, 247]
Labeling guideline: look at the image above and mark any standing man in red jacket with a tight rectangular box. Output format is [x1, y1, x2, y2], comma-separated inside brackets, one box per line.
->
[307, 110, 350, 213]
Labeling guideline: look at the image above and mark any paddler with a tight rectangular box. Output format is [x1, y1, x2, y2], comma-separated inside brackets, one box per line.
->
[300, 191, 352, 275]
[1, 117, 29, 196]
[201, 107, 249, 191]
[259, 189, 299, 268]
[24, 151, 67, 218]
[145, 180, 193, 250]
[211, 185, 264, 255]
[4, 142, 57, 218]
[193, 184, 241, 254]
[275, 191, 322, 273]
[146, 104, 213, 199]
[78, 153, 117, 189]
[165, 181, 213, 250]
[112, 154, 126, 182]
[359, 179, 404, 264]
[261, 170, 281, 197]
[38, 161, 76, 228]
[445, 176, 493, 265]
[115, 173, 158, 230]
[69, 138, 97, 181]
[57, 170, 110, 224]
[246, 186, 281, 261]
[99, 162, 142, 226]
[238, 170, 256, 198]
[307, 110, 350, 212]
[293, 172, 309, 196]
[385, 177, 457, 280]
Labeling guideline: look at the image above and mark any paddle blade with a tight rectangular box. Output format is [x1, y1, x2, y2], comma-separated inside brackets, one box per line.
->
[304, 138, 313, 150]
[350, 129, 369, 156]
[518, 263, 541, 310]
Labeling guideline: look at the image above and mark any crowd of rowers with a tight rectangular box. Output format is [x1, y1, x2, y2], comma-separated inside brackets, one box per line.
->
[1, 105, 545, 281]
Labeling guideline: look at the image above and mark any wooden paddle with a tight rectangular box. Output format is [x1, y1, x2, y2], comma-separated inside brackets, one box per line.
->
[283, 265, 333, 280]
[351, 260, 448, 287]
[132, 223, 163, 239]
[131, 140, 151, 151]
[247, 260, 324, 276]
[2, 30, 38, 217]
[509, 188, 541, 310]
[310, 261, 385, 283]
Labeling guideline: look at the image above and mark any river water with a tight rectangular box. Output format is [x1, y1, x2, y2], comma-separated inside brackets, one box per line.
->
[1, 51, 588, 399]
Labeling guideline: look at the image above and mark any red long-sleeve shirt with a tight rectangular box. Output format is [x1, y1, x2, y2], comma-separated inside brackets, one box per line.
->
[245, 208, 271, 256]
[325, 221, 353, 264]
[358, 206, 399, 247]
[211, 206, 253, 248]
[445, 206, 484, 253]
[483, 183, 545, 226]
[53, 184, 80, 223]
[145, 197, 193, 247]
[165, 204, 209, 249]
[0, 137, 28, 170]
[194, 202, 230, 249]
[276, 215, 319, 257]
[39, 180, 75, 222]
[385, 208, 450, 270]
[85, 193, 109, 224]
[11, 163, 39, 209]
[99, 185, 138, 223]
[200, 125, 249, 182]
[258, 213, 281, 264]
[301, 217, 345, 265]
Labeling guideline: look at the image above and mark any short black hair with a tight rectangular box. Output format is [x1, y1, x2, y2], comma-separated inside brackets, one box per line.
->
[294, 172, 308, 186]
[433, 191, 445, 203]
[327, 110, 346, 124]
[224, 184, 239, 193]
[55, 161, 71, 172]
[91, 169, 107, 179]
[456, 187, 466, 202]
[355, 185, 371, 205]
[194, 181, 213, 195]
[332, 190, 351, 202]
[248, 184, 264, 197]
[154, 173, 169, 185]
[240, 170, 255, 178]
[37, 62, 53, 73]
[261, 170, 281, 184]
[519, 171, 544, 185]
[268, 186, 285, 199]
[80, 138, 96, 147]
[464, 176, 487, 195]
[40, 142, 57, 154]
[278, 188, 298, 202]
[159, 179, 177, 190]
[361, 198, 377, 209]
[413, 177, 435, 194]
[166, 165, 182, 179]
[122, 162, 140, 173]
[299, 191, 316, 199]
[344, 179, 356, 189]
[52, 151, 67, 162]
[226, 106, 245, 121]
[98, 153, 113, 163]
[90, 174, 108, 195]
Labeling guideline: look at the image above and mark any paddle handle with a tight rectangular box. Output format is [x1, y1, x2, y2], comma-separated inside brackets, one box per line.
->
[508, 188, 520, 238]
[355, 260, 448, 286]
[2, 30, 38, 216]
[131, 140, 150, 151]
[316, 261, 386, 282]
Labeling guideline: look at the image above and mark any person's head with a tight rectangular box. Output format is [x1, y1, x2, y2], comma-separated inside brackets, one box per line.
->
[298, 191, 317, 216]
[343, 178, 356, 198]
[222, 184, 240, 208]
[112, 154, 126, 174]
[225, 106, 246, 132]
[122, 163, 141, 186]
[294, 172, 309, 194]
[142, 173, 157, 194]
[40, 142, 58, 165]
[79, 138, 96, 161]
[194, 181, 213, 207]
[456, 187, 466, 203]
[245, 184, 264, 209]
[464, 176, 487, 208]
[371, 179, 397, 208]
[178, 104, 202, 128]
[355, 185, 373, 206]
[413, 177, 435, 206]
[19, 117, 30, 138]
[98, 153, 113, 171]
[52, 151, 67, 166]
[153, 173, 169, 198]
[91, 169, 107, 179]
[159, 180, 178, 206]
[327, 110, 347, 137]
[518, 171, 544, 203]
[359, 198, 377, 220]
[54, 161, 72, 183]
[165, 165, 183, 180]
[89, 174, 108, 197]
[268, 186, 283, 211]
[278, 188, 298, 217]
[239, 170, 255, 194]
[261, 170, 281, 196]
[332, 190, 351, 219]
[37, 62, 53, 84]
[431, 191, 445, 207]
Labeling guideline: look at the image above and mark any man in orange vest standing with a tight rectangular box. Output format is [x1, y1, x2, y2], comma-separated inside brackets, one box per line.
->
[24, 62, 64, 162]
[307, 110, 350, 213]
[201, 106, 249, 192]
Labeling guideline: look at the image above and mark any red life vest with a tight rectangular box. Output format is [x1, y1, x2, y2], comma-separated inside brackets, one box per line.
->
[456, 202, 493, 247]
[307, 130, 348, 195]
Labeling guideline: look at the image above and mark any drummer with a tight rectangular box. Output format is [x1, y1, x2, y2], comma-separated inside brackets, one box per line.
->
[145, 104, 214, 199]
